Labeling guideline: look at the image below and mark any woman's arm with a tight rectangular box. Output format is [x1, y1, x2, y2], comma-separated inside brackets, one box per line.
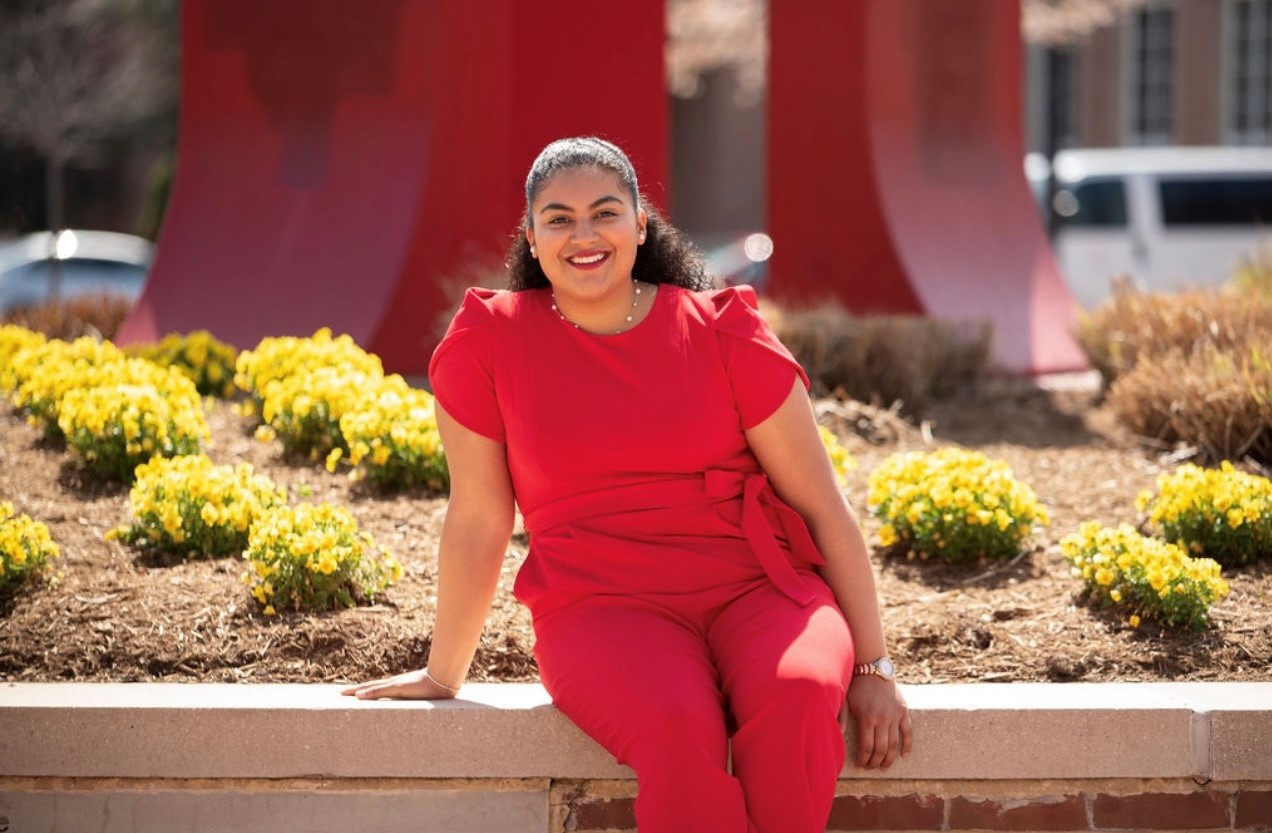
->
[745, 381, 912, 769]
[341, 403, 515, 700]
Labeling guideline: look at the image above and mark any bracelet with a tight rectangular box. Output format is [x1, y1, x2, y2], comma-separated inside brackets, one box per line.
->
[424, 666, 462, 695]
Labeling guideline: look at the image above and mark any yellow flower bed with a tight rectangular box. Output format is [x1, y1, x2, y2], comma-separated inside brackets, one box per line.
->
[1137, 462, 1271, 567]
[0, 324, 46, 389]
[818, 425, 856, 485]
[235, 328, 382, 410]
[260, 364, 383, 457]
[243, 503, 402, 614]
[867, 447, 1050, 563]
[55, 359, 209, 481]
[330, 375, 449, 490]
[1059, 522, 1229, 630]
[112, 455, 288, 556]
[128, 330, 239, 398]
[0, 501, 60, 597]
[8, 337, 127, 435]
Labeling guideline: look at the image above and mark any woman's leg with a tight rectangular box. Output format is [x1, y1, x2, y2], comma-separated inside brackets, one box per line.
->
[708, 575, 854, 833]
[533, 597, 752, 833]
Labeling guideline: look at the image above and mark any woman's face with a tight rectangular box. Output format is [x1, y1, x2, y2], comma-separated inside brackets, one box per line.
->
[526, 166, 647, 303]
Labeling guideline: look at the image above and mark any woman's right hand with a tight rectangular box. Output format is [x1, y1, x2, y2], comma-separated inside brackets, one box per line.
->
[340, 669, 459, 701]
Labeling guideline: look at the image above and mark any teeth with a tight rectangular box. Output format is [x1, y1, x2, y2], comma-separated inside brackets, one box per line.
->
[570, 252, 606, 264]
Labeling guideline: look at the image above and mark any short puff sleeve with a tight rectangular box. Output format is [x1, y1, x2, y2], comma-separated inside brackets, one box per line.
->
[427, 288, 506, 443]
[710, 286, 810, 429]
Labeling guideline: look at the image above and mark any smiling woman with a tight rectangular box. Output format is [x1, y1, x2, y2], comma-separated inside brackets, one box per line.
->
[342, 136, 912, 833]
[505, 138, 711, 300]
[527, 168, 648, 334]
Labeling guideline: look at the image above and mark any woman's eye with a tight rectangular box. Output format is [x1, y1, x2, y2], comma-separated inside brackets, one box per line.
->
[547, 216, 570, 225]
[595, 210, 617, 219]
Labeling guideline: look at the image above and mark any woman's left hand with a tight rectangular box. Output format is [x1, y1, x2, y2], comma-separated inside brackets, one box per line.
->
[840, 676, 912, 770]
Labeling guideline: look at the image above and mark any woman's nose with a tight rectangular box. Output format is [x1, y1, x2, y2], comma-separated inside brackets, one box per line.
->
[571, 218, 597, 242]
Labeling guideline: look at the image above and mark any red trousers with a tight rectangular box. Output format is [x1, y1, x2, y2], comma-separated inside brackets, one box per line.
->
[533, 571, 854, 833]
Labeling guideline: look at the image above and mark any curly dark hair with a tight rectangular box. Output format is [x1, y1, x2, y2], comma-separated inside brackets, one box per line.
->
[505, 137, 713, 292]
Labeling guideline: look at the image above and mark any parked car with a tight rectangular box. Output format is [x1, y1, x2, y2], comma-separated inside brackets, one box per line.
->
[1043, 147, 1272, 308]
[0, 230, 153, 316]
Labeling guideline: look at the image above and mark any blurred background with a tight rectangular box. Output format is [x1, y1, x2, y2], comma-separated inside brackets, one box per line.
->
[0, 0, 1268, 315]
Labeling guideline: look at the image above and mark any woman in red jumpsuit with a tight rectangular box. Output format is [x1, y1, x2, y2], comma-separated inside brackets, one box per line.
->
[344, 137, 912, 832]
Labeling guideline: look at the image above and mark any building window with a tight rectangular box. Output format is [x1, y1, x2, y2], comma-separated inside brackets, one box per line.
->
[1227, 0, 1272, 143]
[1047, 47, 1079, 150]
[1127, 5, 1175, 144]
[1160, 177, 1272, 225]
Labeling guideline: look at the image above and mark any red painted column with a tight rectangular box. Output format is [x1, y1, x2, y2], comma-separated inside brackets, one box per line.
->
[118, 0, 667, 376]
[768, 0, 1086, 373]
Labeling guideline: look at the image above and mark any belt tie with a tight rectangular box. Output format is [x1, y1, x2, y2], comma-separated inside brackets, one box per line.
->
[704, 469, 824, 606]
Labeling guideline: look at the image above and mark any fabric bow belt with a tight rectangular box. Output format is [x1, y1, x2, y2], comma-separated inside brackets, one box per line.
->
[523, 469, 824, 607]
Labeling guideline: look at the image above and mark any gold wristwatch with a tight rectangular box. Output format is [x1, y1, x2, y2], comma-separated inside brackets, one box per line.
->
[853, 656, 896, 681]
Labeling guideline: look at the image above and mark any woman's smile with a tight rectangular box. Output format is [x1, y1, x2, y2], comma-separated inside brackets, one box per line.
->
[566, 250, 610, 269]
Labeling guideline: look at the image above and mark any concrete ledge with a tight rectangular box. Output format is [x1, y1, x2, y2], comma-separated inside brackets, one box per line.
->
[2, 682, 1269, 782]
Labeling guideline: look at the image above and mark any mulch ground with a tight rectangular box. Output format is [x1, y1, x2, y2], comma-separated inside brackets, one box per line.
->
[2, 380, 1269, 685]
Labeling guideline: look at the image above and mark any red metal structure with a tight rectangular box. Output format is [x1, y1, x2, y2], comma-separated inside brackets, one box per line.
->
[124, 0, 1082, 375]
[117, 0, 668, 375]
[768, 0, 1086, 373]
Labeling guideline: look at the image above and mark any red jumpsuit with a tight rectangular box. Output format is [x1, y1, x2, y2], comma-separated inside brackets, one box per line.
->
[430, 284, 855, 833]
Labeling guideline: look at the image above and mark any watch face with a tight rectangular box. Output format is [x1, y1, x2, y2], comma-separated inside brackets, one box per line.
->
[876, 658, 896, 679]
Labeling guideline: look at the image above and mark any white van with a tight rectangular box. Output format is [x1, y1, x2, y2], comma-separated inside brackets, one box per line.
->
[1043, 147, 1272, 308]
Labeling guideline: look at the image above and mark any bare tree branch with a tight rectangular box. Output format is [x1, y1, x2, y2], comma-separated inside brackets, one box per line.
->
[665, 0, 1153, 100]
[1022, 0, 1153, 46]
[667, 0, 766, 102]
[0, 0, 173, 169]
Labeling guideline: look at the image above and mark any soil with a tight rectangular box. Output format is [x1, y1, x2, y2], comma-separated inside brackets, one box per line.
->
[2, 380, 1269, 686]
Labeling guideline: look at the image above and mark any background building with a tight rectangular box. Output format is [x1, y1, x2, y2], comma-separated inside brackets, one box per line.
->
[1023, 0, 1271, 154]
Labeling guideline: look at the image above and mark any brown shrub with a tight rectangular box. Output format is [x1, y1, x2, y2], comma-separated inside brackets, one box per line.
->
[1234, 247, 1272, 299]
[2, 293, 134, 341]
[1106, 339, 1272, 465]
[1075, 281, 1272, 387]
[760, 299, 991, 415]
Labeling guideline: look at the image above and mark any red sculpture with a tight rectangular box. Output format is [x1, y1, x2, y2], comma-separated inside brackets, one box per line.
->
[768, 0, 1086, 373]
[117, 0, 668, 375]
[122, 0, 1082, 375]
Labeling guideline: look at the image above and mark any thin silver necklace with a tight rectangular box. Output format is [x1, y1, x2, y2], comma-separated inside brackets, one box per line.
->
[551, 279, 648, 335]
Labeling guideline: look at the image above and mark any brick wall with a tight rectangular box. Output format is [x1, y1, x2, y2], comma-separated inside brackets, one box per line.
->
[560, 781, 1272, 832]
